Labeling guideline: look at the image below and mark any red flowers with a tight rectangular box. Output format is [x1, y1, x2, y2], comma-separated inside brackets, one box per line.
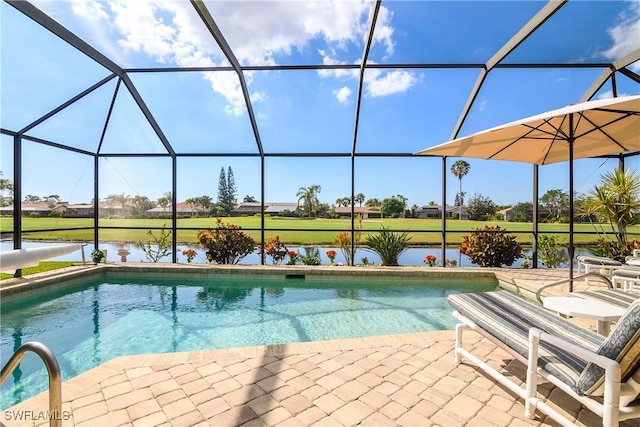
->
[424, 254, 437, 267]
[326, 249, 337, 264]
[182, 249, 197, 263]
[286, 250, 299, 265]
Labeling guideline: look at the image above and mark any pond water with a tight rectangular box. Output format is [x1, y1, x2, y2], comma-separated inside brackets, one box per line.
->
[1, 241, 593, 268]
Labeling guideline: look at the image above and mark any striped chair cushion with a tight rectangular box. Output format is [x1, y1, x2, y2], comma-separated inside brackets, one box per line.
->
[612, 267, 640, 278]
[577, 255, 623, 267]
[576, 300, 640, 397]
[448, 291, 604, 387]
[569, 289, 638, 309]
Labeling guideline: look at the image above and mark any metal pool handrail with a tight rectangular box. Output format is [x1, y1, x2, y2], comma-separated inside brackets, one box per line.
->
[535, 272, 614, 304]
[1, 341, 62, 427]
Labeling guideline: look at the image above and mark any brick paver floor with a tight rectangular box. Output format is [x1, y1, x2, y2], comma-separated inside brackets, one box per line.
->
[3, 329, 639, 427]
[2, 268, 639, 426]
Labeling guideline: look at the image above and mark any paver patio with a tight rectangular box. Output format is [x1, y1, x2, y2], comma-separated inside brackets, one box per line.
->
[2, 268, 639, 427]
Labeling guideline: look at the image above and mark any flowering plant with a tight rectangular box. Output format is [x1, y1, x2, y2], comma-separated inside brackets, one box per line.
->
[326, 249, 337, 265]
[286, 250, 299, 265]
[182, 249, 197, 263]
[91, 249, 105, 263]
[424, 254, 437, 267]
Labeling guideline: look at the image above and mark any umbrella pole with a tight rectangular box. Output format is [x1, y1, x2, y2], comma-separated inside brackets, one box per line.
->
[568, 137, 575, 291]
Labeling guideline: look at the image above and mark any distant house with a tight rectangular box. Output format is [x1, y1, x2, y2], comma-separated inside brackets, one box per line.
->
[0, 202, 67, 217]
[65, 203, 94, 217]
[497, 207, 516, 221]
[417, 204, 460, 219]
[146, 202, 207, 217]
[333, 206, 382, 219]
[231, 202, 299, 216]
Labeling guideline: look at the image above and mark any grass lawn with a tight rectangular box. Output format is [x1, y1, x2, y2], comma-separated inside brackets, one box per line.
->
[0, 261, 76, 280]
[2, 216, 637, 246]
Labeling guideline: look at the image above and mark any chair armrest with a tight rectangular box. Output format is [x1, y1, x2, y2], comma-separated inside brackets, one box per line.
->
[528, 328, 622, 408]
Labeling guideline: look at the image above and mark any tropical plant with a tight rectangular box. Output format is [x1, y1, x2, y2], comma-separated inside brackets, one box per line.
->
[537, 234, 568, 268]
[581, 167, 640, 250]
[263, 235, 288, 265]
[459, 225, 522, 267]
[296, 184, 322, 217]
[451, 160, 470, 219]
[156, 191, 172, 209]
[138, 224, 172, 262]
[334, 214, 363, 265]
[196, 218, 255, 264]
[354, 193, 365, 207]
[364, 226, 412, 266]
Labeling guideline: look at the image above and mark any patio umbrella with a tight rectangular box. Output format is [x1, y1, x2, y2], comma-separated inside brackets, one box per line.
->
[415, 95, 640, 287]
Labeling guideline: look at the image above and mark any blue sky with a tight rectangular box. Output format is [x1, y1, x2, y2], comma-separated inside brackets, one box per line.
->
[1, 0, 639, 208]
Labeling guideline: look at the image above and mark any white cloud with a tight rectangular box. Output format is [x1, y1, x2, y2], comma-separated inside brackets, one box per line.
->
[31, 0, 400, 114]
[334, 87, 352, 104]
[364, 69, 417, 97]
[601, 2, 640, 71]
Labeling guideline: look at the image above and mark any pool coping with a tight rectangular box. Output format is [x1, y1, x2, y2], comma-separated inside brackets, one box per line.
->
[0, 263, 506, 304]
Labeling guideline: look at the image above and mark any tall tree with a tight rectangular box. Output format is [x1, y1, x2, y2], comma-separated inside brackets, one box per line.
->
[296, 184, 321, 217]
[451, 160, 470, 219]
[131, 195, 154, 217]
[365, 198, 381, 207]
[243, 195, 257, 203]
[380, 196, 405, 218]
[106, 193, 129, 209]
[227, 166, 237, 209]
[540, 189, 569, 221]
[354, 193, 365, 207]
[217, 167, 228, 209]
[0, 172, 13, 207]
[157, 192, 172, 209]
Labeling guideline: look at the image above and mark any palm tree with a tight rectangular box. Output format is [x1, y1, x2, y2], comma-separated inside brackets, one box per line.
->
[296, 184, 321, 217]
[451, 160, 470, 220]
[582, 167, 640, 248]
[355, 193, 365, 207]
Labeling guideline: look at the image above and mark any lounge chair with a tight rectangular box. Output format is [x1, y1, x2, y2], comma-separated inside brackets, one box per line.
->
[577, 255, 624, 274]
[448, 290, 640, 427]
[611, 266, 640, 292]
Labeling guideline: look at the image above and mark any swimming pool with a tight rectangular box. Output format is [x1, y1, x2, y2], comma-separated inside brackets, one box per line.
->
[0, 272, 497, 409]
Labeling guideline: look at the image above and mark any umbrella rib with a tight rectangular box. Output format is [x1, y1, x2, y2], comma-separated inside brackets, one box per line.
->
[574, 111, 637, 151]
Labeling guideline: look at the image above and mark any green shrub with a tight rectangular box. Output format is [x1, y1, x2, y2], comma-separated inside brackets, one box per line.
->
[301, 254, 321, 265]
[537, 234, 567, 268]
[459, 225, 522, 267]
[364, 226, 411, 266]
[197, 218, 256, 264]
[263, 235, 288, 265]
[138, 224, 172, 262]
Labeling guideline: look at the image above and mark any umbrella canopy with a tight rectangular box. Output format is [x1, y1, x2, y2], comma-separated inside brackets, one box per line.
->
[415, 95, 640, 163]
[415, 95, 640, 288]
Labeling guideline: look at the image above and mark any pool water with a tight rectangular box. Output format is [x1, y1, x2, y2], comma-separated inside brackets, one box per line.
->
[0, 276, 496, 408]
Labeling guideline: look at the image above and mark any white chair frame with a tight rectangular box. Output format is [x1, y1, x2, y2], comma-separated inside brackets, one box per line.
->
[453, 312, 640, 427]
